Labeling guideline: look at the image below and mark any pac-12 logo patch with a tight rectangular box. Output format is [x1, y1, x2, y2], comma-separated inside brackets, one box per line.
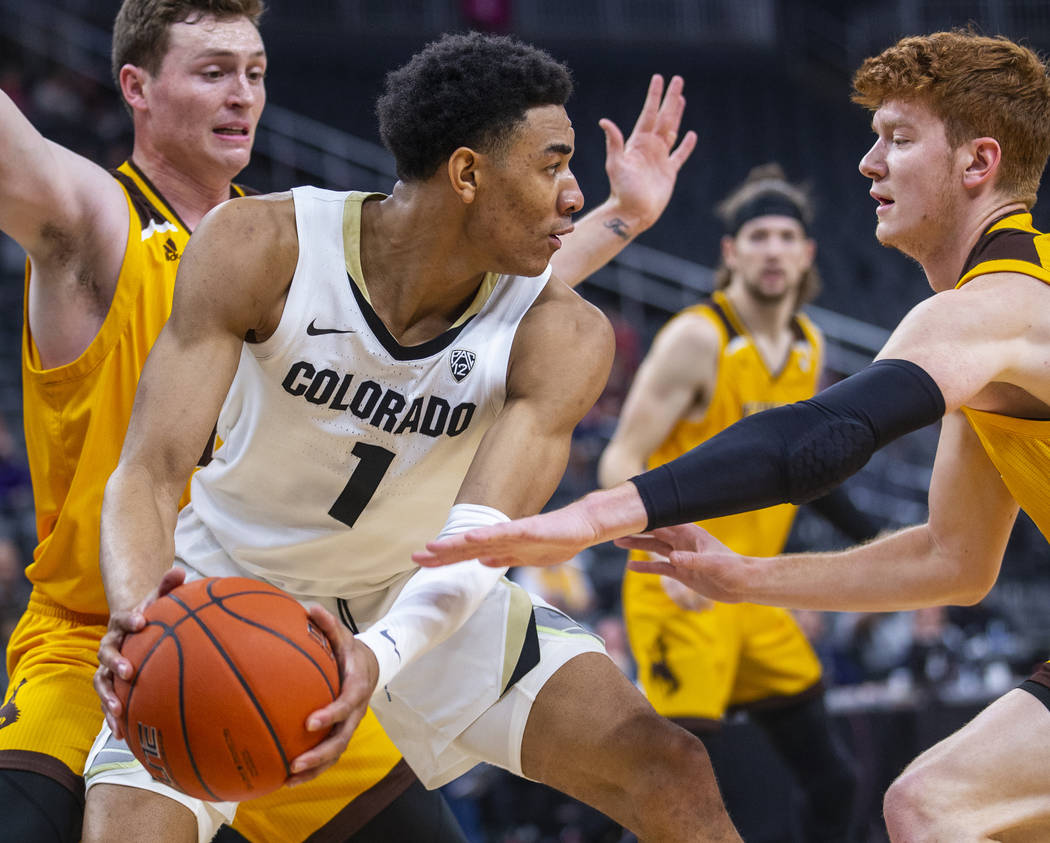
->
[450, 349, 476, 382]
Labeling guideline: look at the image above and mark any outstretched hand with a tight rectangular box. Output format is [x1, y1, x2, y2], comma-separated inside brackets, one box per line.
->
[413, 503, 604, 569]
[94, 566, 187, 739]
[601, 74, 698, 232]
[619, 523, 752, 603]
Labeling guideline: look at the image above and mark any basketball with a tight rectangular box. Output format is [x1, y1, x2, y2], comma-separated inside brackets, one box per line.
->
[114, 576, 341, 802]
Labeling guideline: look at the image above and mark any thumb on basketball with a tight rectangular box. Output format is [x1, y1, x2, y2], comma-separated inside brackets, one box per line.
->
[156, 566, 187, 598]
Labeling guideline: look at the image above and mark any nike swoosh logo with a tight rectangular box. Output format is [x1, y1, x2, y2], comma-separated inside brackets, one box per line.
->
[307, 319, 355, 336]
[380, 629, 402, 661]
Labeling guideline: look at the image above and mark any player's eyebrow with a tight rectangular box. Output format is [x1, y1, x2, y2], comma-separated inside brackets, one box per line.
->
[194, 48, 267, 60]
[872, 116, 911, 133]
[546, 143, 573, 156]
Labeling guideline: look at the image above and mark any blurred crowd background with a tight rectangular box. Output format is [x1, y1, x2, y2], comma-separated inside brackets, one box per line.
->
[4, 1, 1050, 840]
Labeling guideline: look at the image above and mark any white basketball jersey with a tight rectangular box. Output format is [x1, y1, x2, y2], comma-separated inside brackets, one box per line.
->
[174, 187, 549, 624]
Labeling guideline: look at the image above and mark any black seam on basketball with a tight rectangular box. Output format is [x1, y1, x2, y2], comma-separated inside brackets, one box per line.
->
[201, 580, 304, 605]
[176, 608, 294, 776]
[203, 585, 340, 698]
[130, 581, 335, 790]
[211, 607, 340, 698]
[174, 630, 222, 801]
[123, 618, 220, 801]
[123, 620, 175, 720]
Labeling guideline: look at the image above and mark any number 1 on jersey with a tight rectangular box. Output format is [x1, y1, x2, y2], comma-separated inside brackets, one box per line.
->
[329, 442, 395, 527]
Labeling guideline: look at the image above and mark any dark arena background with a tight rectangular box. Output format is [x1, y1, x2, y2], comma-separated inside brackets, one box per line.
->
[3, 1, 1050, 840]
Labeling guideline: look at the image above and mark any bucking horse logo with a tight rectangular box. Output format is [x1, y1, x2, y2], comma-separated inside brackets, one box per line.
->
[0, 679, 26, 729]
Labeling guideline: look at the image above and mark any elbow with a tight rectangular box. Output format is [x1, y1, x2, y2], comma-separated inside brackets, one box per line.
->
[596, 448, 619, 490]
[940, 555, 998, 607]
[950, 574, 997, 607]
[597, 443, 641, 490]
[923, 525, 1001, 607]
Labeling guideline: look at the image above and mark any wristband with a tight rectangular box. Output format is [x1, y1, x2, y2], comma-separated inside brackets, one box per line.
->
[356, 503, 510, 691]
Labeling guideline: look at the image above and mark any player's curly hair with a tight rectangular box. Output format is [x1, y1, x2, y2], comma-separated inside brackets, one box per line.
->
[112, 0, 265, 97]
[377, 31, 573, 182]
[713, 163, 821, 305]
[853, 29, 1050, 208]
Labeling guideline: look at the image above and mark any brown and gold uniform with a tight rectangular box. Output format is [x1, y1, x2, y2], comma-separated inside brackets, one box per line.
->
[955, 212, 1050, 697]
[623, 290, 825, 726]
[1, 162, 412, 840]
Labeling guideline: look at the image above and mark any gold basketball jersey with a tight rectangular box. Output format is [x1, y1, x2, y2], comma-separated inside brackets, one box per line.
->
[21, 162, 249, 616]
[623, 291, 825, 718]
[643, 290, 824, 556]
[958, 212, 1050, 541]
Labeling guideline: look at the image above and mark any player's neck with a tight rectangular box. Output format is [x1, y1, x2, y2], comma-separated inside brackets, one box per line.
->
[724, 284, 796, 342]
[919, 199, 1028, 292]
[357, 187, 486, 345]
[129, 147, 236, 232]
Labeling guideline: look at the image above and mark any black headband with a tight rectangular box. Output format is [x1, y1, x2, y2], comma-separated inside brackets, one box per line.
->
[728, 193, 807, 235]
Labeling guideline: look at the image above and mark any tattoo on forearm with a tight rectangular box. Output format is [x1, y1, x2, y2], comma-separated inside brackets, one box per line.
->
[605, 217, 631, 240]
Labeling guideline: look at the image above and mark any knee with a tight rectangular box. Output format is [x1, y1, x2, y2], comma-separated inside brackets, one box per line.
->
[631, 712, 709, 772]
[621, 718, 737, 837]
[627, 716, 721, 803]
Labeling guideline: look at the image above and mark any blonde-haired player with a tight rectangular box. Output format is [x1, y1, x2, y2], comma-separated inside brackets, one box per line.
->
[602, 163, 865, 841]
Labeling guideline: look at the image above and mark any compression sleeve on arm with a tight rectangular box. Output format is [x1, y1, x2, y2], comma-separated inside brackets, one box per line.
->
[355, 503, 510, 693]
[631, 359, 945, 531]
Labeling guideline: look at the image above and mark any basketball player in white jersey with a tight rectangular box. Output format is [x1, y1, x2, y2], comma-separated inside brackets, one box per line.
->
[86, 31, 741, 842]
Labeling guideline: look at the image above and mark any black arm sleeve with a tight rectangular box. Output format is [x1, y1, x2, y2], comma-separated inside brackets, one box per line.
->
[630, 358, 945, 531]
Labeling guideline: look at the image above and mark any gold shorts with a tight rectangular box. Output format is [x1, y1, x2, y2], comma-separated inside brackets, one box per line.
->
[623, 570, 822, 724]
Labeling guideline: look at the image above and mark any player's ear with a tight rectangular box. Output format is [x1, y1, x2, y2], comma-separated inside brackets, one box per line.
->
[720, 234, 737, 268]
[448, 147, 479, 204]
[961, 137, 1001, 190]
[119, 64, 149, 112]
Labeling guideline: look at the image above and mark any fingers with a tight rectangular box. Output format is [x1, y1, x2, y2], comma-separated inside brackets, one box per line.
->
[626, 557, 676, 577]
[415, 548, 516, 568]
[287, 701, 365, 785]
[650, 522, 708, 547]
[478, 555, 516, 568]
[411, 548, 440, 566]
[95, 606, 150, 733]
[612, 73, 694, 176]
[653, 74, 687, 140]
[288, 632, 372, 784]
[98, 616, 139, 680]
[94, 626, 132, 740]
[614, 534, 674, 557]
[414, 548, 500, 567]
[93, 662, 124, 735]
[670, 129, 698, 169]
[306, 604, 344, 656]
[415, 527, 512, 565]
[630, 73, 665, 136]
[300, 690, 352, 738]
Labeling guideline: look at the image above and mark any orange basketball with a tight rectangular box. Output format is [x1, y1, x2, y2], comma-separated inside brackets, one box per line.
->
[114, 576, 341, 801]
